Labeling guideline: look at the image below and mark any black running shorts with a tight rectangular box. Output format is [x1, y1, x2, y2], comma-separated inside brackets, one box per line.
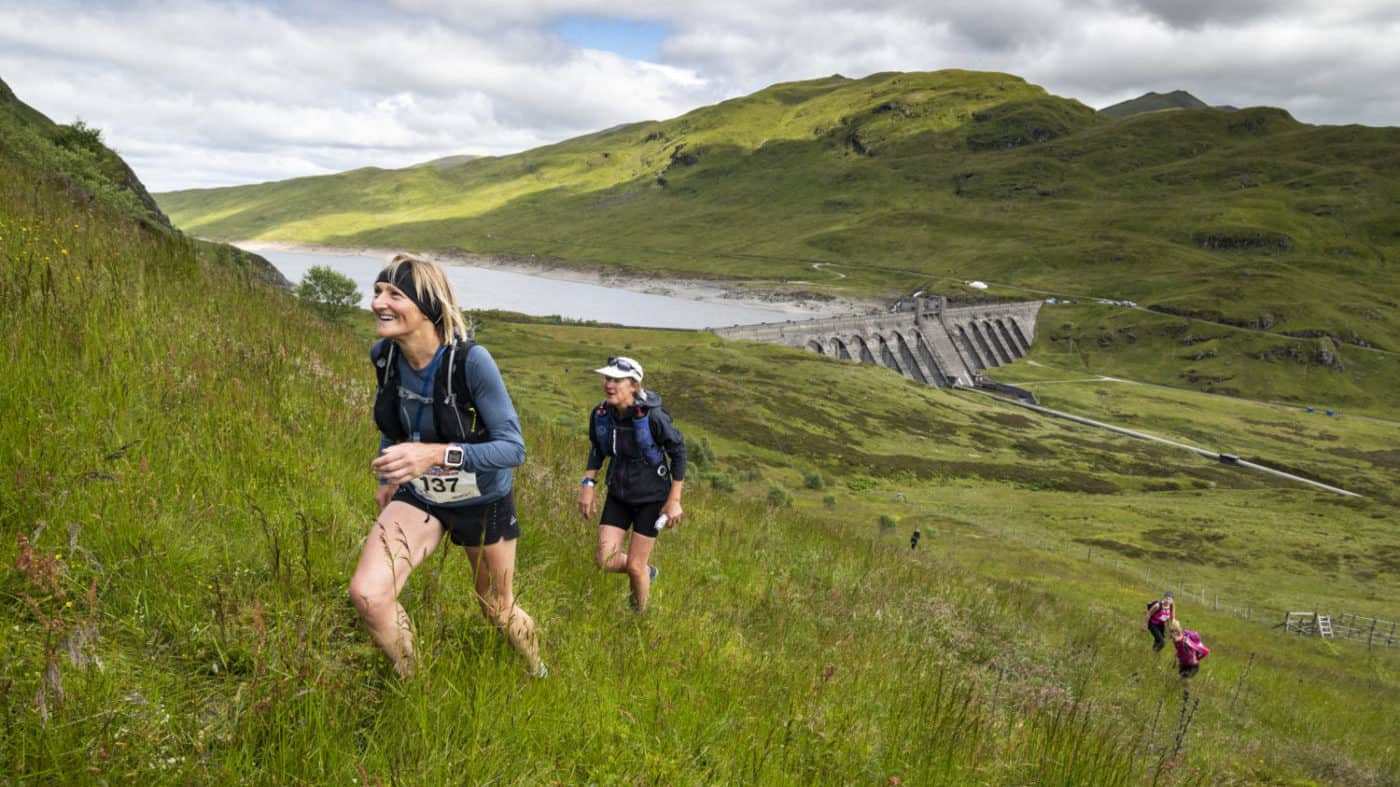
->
[600, 495, 664, 539]
[391, 486, 520, 546]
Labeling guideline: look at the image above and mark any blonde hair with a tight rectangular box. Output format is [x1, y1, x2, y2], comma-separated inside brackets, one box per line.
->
[382, 253, 469, 344]
[1169, 620, 1183, 636]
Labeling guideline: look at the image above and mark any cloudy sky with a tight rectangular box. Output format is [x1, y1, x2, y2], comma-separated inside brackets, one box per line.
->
[3, 1, 1397, 193]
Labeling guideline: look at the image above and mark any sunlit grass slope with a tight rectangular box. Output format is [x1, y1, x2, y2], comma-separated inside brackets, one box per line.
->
[9, 118, 1400, 784]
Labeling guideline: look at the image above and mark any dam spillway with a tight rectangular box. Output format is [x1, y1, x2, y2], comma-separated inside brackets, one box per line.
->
[710, 296, 1043, 387]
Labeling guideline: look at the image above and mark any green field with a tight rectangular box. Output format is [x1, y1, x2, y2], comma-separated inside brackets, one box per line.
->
[5, 71, 1400, 784]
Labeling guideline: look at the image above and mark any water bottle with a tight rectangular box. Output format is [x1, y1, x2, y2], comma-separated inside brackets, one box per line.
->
[654, 514, 669, 531]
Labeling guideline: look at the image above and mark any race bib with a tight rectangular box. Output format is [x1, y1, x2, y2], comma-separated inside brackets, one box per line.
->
[412, 465, 480, 504]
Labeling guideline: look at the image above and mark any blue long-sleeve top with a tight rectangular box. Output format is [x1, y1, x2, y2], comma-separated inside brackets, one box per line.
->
[377, 342, 524, 505]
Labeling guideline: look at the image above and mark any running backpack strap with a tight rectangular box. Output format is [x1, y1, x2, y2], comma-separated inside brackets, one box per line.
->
[631, 406, 664, 467]
[592, 402, 612, 454]
[372, 339, 397, 390]
[442, 339, 477, 409]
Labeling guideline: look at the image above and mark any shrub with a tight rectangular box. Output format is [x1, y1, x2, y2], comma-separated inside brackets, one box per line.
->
[709, 473, 736, 493]
[846, 476, 877, 491]
[688, 435, 715, 468]
[296, 265, 361, 320]
[803, 472, 825, 490]
[878, 514, 897, 531]
[766, 484, 791, 508]
[822, 494, 836, 509]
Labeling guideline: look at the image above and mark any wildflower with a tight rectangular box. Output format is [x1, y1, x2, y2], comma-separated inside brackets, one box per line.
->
[61, 249, 68, 255]
[55, 553, 63, 561]
[65, 601, 73, 608]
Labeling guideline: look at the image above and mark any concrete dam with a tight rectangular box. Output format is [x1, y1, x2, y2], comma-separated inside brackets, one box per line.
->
[711, 296, 1043, 388]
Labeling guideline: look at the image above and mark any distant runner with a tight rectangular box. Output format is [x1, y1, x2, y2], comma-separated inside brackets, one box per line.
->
[577, 356, 686, 612]
[349, 253, 544, 678]
[1145, 591, 1176, 652]
[1171, 620, 1209, 679]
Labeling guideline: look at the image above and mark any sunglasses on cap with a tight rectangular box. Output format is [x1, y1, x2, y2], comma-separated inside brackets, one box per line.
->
[607, 356, 638, 373]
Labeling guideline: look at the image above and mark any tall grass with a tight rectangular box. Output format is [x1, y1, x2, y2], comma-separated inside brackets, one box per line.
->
[4, 155, 1398, 784]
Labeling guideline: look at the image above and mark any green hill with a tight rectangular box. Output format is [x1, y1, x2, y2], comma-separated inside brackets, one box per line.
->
[157, 70, 1400, 411]
[0, 76, 287, 288]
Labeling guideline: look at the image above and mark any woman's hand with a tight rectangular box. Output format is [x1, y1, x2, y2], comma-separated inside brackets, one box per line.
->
[371, 443, 441, 486]
[660, 500, 683, 529]
[375, 482, 396, 512]
[578, 484, 597, 519]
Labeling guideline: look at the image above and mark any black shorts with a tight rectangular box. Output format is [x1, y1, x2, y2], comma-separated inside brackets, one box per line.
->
[600, 496, 664, 539]
[392, 486, 520, 546]
[1179, 664, 1199, 679]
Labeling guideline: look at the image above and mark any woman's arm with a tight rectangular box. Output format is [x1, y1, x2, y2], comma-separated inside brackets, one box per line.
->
[458, 344, 526, 470]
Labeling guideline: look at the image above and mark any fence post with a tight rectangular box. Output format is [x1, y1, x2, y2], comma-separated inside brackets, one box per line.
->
[1214, 594, 1218, 611]
[1246, 606, 1251, 621]
[1369, 618, 1377, 649]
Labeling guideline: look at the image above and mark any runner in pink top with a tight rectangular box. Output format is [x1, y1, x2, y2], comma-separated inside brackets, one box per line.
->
[1171, 620, 1209, 678]
[1144, 591, 1175, 652]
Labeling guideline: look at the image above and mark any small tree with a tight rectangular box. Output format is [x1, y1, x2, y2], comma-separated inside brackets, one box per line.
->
[803, 472, 825, 490]
[295, 266, 360, 320]
[878, 514, 897, 532]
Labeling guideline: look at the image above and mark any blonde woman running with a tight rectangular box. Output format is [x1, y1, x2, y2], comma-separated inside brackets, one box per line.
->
[349, 253, 544, 677]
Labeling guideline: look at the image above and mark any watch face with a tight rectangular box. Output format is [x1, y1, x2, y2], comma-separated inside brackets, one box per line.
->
[446, 447, 464, 467]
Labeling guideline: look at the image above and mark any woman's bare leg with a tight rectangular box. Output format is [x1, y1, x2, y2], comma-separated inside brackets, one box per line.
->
[596, 524, 629, 572]
[625, 532, 656, 612]
[348, 501, 444, 677]
[465, 539, 543, 675]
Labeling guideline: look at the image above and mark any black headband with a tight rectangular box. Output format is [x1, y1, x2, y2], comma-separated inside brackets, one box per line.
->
[376, 264, 442, 324]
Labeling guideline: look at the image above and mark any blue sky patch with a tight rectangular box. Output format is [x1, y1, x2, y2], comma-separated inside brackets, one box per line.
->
[554, 15, 670, 62]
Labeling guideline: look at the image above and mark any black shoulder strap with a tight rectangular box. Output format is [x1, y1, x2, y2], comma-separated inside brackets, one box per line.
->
[373, 340, 397, 389]
[444, 339, 477, 408]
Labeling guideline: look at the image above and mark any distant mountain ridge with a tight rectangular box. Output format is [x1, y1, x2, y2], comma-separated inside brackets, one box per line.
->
[1099, 90, 1237, 118]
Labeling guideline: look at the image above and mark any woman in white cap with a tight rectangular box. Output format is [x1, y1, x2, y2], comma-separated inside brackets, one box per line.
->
[349, 253, 544, 678]
[577, 356, 687, 612]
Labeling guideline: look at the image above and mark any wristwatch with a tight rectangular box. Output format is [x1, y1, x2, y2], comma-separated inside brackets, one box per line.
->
[581, 477, 596, 487]
[443, 444, 465, 469]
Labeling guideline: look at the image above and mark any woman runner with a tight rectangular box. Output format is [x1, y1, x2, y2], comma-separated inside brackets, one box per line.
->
[349, 253, 543, 678]
[577, 356, 686, 612]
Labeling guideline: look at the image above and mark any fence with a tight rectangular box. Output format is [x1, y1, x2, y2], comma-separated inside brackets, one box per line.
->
[1330, 613, 1400, 647]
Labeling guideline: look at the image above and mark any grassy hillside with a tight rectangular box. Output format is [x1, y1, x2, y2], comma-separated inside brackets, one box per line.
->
[7, 134, 1400, 784]
[157, 69, 1400, 411]
[0, 76, 287, 289]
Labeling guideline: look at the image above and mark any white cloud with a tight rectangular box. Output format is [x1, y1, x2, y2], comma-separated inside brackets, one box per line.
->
[1, 0, 1396, 192]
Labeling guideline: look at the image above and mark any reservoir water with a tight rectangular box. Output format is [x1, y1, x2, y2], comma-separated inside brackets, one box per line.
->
[253, 247, 809, 330]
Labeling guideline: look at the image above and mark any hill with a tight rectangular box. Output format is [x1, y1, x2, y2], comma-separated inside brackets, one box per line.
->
[1099, 90, 1217, 118]
[157, 70, 1400, 412]
[6, 73, 1400, 784]
[0, 76, 288, 288]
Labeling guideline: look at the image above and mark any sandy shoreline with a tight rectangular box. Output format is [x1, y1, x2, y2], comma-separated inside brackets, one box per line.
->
[236, 240, 877, 318]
